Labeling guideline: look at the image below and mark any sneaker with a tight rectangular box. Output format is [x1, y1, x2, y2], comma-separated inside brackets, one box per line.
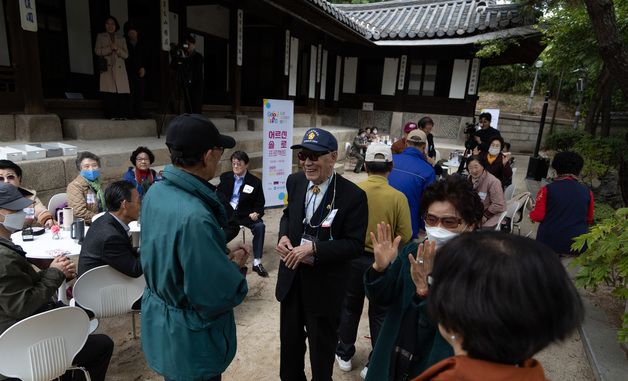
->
[252, 264, 269, 277]
[360, 366, 368, 379]
[335, 354, 352, 372]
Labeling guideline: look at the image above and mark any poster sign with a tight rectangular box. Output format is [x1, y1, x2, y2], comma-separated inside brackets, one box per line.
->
[481, 108, 501, 130]
[160, 0, 170, 51]
[263, 99, 294, 207]
[19, 0, 37, 32]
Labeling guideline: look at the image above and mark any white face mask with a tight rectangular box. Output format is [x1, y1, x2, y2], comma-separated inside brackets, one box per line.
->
[488, 147, 500, 156]
[2, 211, 26, 233]
[425, 226, 460, 247]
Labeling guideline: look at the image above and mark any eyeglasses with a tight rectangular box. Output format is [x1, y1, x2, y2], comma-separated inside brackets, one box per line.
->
[424, 213, 464, 229]
[0, 175, 17, 182]
[297, 150, 329, 162]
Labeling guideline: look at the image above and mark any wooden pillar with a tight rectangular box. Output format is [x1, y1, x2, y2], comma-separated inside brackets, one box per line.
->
[229, 6, 242, 114]
[7, 1, 44, 114]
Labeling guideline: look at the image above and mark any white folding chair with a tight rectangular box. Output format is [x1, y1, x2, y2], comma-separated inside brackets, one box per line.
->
[91, 212, 106, 222]
[504, 183, 516, 201]
[72, 265, 145, 338]
[0, 306, 91, 381]
[493, 211, 508, 231]
[434, 149, 442, 163]
[512, 196, 530, 235]
[47, 192, 68, 216]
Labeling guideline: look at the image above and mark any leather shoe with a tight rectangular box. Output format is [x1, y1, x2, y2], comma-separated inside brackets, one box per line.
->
[252, 264, 269, 277]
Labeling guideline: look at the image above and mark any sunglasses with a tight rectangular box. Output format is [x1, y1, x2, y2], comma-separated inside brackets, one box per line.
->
[424, 213, 464, 229]
[297, 150, 329, 162]
[0, 175, 17, 182]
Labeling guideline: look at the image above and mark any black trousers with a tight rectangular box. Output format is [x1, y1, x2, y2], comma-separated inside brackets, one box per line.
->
[280, 275, 339, 381]
[102, 92, 130, 119]
[352, 152, 365, 173]
[128, 74, 145, 118]
[239, 219, 265, 260]
[336, 254, 387, 363]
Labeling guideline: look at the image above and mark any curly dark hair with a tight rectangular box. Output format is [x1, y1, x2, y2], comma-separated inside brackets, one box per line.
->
[419, 175, 484, 228]
[487, 136, 505, 150]
[429, 232, 584, 365]
[551, 151, 584, 176]
[130, 146, 155, 165]
[75, 152, 101, 171]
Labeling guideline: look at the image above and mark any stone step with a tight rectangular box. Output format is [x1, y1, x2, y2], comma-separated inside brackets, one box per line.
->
[210, 118, 236, 132]
[247, 118, 263, 131]
[63, 119, 157, 140]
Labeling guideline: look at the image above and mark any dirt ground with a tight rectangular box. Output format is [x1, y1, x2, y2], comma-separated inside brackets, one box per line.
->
[100, 167, 594, 381]
[477, 91, 575, 120]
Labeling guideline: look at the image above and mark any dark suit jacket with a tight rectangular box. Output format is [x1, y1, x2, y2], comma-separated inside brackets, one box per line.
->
[77, 212, 142, 278]
[217, 171, 265, 225]
[275, 172, 368, 315]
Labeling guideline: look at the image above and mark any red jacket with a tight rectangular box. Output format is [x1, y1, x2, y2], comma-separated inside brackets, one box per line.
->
[412, 355, 546, 381]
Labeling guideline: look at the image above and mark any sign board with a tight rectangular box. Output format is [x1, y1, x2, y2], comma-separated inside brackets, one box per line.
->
[160, 0, 169, 51]
[19, 0, 37, 32]
[362, 102, 374, 111]
[481, 108, 501, 130]
[262, 99, 294, 207]
[467, 58, 480, 95]
[398, 55, 407, 90]
[237, 9, 243, 66]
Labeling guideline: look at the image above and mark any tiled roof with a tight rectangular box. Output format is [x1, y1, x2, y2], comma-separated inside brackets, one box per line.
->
[306, 0, 532, 42]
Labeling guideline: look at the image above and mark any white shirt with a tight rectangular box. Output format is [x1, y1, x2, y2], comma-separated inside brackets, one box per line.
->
[304, 174, 333, 221]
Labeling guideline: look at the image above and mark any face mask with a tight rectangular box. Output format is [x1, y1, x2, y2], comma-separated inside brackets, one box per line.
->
[2, 211, 26, 232]
[488, 147, 500, 156]
[425, 226, 459, 247]
[81, 169, 100, 182]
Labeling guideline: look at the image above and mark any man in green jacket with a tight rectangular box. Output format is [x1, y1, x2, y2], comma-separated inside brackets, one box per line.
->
[140, 114, 249, 381]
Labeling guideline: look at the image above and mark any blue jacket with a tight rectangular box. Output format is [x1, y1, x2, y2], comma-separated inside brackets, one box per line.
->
[388, 147, 436, 237]
[364, 242, 452, 381]
[123, 167, 159, 198]
[140, 165, 248, 380]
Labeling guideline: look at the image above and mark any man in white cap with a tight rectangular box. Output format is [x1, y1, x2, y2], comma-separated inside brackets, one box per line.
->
[388, 129, 436, 239]
[335, 143, 412, 378]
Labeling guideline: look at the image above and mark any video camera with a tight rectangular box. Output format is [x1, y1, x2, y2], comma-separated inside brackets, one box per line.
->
[463, 122, 478, 151]
[169, 42, 189, 66]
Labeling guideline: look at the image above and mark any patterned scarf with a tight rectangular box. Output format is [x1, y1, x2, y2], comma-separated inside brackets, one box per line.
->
[86, 178, 106, 212]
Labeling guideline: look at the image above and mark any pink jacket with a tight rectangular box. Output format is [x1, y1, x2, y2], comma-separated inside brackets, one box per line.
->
[470, 170, 506, 228]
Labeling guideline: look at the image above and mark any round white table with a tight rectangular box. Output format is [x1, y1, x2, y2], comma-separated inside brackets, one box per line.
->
[11, 228, 86, 259]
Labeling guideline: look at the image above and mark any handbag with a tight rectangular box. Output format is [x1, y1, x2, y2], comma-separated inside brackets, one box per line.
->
[97, 56, 107, 73]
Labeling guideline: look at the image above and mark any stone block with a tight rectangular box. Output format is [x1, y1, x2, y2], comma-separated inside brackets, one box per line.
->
[235, 115, 248, 131]
[15, 114, 62, 142]
[0, 115, 15, 141]
[294, 113, 312, 127]
[63, 119, 156, 140]
[210, 118, 235, 132]
[247, 118, 263, 131]
[19, 158, 67, 192]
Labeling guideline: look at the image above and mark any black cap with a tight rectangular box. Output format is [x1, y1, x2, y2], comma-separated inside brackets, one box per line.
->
[291, 128, 338, 152]
[166, 114, 236, 157]
[0, 182, 33, 211]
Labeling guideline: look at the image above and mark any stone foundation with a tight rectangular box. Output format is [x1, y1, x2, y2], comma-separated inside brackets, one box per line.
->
[15, 114, 62, 142]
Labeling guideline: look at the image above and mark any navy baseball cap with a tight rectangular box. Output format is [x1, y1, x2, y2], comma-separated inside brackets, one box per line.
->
[166, 114, 236, 156]
[291, 128, 338, 152]
[0, 182, 33, 211]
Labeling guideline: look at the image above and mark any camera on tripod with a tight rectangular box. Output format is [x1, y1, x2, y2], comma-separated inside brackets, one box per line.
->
[463, 122, 478, 150]
[169, 42, 189, 66]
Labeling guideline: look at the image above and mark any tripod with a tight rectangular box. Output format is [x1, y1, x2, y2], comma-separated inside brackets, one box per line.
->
[157, 61, 192, 138]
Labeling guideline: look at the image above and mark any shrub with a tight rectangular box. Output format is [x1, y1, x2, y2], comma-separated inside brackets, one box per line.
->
[544, 129, 585, 152]
[571, 208, 628, 342]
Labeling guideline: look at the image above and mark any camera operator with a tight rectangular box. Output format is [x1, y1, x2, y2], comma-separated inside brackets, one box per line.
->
[171, 35, 203, 114]
[474, 112, 501, 146]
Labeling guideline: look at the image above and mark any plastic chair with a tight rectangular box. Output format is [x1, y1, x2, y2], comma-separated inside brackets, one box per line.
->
[72, 265, 145, 338]
[47, 192, 68, 216]
[91, 212, 106, 222]
[512, 195, 530, 235]
[344, 142, 357, 168]
[434, 149, 442, 163]
[0, 306, 91, 381]
[504, 183, 516, 201]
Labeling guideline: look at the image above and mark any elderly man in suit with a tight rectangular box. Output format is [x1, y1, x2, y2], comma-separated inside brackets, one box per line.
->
[217, 151, 268, 277]
[276, 128, 368, 381]
[78, 181, 142, 278]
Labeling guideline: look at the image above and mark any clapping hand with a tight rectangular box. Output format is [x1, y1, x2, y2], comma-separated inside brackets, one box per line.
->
[408, 240, 436, 297]
[371, 222, 401, 272]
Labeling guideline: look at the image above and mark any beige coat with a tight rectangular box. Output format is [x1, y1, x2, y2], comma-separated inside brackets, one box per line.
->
[94, 32, 130, 93]
[471, 170, 506, 228]
[19, 187, 53, 226]
[67, 175, 100, 225]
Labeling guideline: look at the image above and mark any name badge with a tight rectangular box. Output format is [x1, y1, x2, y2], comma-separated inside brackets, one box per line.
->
[321, 209, 338, 228]
[86, 193, 96, 204]
[243, 185, 254, 194]
[478, 192, 487, 201]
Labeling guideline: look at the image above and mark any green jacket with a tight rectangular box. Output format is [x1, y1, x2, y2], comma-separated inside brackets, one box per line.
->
[364, 241, 453, 381]
[0, 237, 65, 335]
[140, 165, 248, 381]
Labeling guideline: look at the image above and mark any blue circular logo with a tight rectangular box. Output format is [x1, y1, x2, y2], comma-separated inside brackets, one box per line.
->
[278, 192, 285, 200]
[265, 102, 271, 109]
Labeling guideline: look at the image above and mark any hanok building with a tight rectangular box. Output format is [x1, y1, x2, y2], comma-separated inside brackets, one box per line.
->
[0, 0, 541, 141]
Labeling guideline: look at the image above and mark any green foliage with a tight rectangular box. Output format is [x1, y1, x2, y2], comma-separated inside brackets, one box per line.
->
[543, 129, 584, 152]
[479, 64, 542, 95]
[594, 203, 617, 224]
[543, 130, 626, 182]
[571, 208, 628, 342]
[475, 38, 521, 59]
